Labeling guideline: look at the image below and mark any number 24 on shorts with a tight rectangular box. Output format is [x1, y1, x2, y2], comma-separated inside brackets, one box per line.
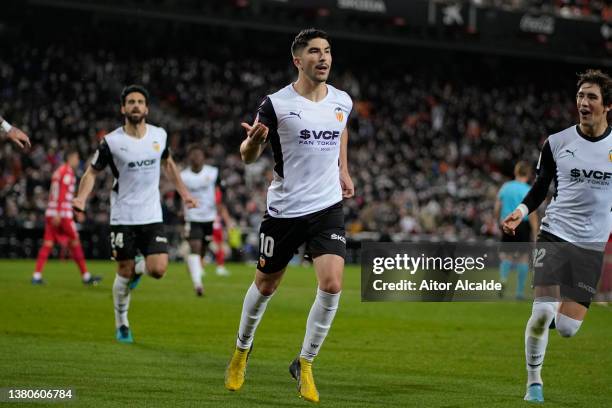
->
[111, 232, 124, 249]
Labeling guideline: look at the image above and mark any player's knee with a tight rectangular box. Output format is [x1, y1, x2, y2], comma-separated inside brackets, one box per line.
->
[43, 240, 54, 248]
[527, 300, 557, 335]
[148, 267, 166, 279]
[318, 280, 342, 294]
[256, 280, 278, 296]
[555, 313, 582, 338]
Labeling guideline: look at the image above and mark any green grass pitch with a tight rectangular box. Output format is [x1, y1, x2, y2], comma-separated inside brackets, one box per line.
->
[0, 259, 610, 407]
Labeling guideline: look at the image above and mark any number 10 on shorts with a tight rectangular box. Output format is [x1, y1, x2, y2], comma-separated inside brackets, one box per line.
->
[260, 233, 274, 257]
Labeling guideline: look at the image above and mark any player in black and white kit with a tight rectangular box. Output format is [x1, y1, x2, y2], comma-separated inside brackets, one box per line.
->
[503, 70, 612, 403]
[224, 29, 354, 403]
[181, 144, 233, 296]
[73, 85, 197, 343]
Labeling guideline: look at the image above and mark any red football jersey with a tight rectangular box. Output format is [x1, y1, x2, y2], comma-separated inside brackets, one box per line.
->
[45, 163, 76, 219]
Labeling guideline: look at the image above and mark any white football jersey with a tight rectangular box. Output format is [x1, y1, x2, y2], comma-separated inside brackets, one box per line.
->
[539, 125, 612, 250]
[181, 165, 219, 222]
[256, 83, 352, 218]
[91, 124, 168, 225]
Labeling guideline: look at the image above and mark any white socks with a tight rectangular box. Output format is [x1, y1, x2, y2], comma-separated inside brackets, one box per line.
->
[236, 282, 273, 350]
[525, 299, 557, 385]
[187, 254, 204, 289]
[300, 288, 340, 362]
[113, 275, 131, 329]
[135, 258, 147, 275]
[555, 313, 582, 338]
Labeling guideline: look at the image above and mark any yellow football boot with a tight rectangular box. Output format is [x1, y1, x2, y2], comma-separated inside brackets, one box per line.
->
[224, 346, 251, 391]
[289, 357, 319, 403]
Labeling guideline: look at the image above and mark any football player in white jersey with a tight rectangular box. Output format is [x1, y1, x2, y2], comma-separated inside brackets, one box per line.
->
[181, 144, 233, 296]
[73, 85, 197, 343]
[503, 70, 612, 403]
[225, 28, 354, 403]
[0, 114, 31, 149]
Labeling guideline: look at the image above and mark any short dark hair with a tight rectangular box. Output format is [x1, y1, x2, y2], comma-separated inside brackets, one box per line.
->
[291, 28, 330, 56]
[120, 84, 149, 106]
[187, 143, 205, 155]
[577, 69, 612, 106]
[64, 147, 79, 161]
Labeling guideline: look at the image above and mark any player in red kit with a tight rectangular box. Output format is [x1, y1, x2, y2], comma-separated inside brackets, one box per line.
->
[32, 149, 102, 285]
[212, 186, 232, 276]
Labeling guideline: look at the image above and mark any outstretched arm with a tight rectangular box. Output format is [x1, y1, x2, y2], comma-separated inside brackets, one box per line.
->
[0, 115, 31, 149]
[73, 166, 99, 212]
[503, 140, 555, 235]
[163, 155, 198, 208]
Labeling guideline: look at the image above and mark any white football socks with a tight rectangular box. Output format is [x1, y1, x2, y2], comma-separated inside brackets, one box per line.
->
[555, 313, 582, 338]
[187, 254, 204, 289]
[300, 288, 340, 362]
[113, 275, 131, 329]
[236, 282, 273, 350]
[135, 258, 147, 275]
[525, 299, 558, 385]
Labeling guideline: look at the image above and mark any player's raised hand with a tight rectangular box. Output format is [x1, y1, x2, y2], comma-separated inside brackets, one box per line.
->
[7, 126, 31, 149]
[502, 209, 523, 235]
[241, 117, 269, 145]
[183, 193, 198, 209]
[72, 197, 86, 213]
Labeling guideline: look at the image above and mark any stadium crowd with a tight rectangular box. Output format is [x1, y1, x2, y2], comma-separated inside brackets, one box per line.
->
[0, 34, 579, 255]
[473, 0, 611, 21]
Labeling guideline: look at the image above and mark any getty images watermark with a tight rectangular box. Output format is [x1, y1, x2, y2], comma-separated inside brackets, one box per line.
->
[361, 241, 606, 302]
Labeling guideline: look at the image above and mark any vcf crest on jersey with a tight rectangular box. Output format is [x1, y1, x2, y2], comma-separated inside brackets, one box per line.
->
[334, 107, 344, 122]
[153, 141, 161, 152]
[609, 149, 612, 162]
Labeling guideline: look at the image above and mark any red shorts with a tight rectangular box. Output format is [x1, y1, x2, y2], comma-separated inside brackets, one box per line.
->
[43, 217, 79, 243]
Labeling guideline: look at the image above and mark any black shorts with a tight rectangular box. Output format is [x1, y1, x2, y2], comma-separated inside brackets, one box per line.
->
[257, 202, 346, 274]
[533, 230, 604, 307]
[185, 221, 213, 243]
[110, 223, 168, 261]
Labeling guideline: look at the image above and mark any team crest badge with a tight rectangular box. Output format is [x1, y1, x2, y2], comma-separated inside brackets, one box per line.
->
[609, 149, 612, 162]
[334, 107, 344, 122]
[259, 256, 266, 268]
[153, 141, 160, 152]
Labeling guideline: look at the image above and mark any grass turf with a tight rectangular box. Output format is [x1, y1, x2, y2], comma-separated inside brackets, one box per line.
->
[0, 259, 610, 407]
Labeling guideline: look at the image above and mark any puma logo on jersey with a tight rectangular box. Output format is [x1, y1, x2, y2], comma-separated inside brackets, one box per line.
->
[288, 111, 302, 119]
[563, 148, 577, 158]
[155, 236, 168, 243]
